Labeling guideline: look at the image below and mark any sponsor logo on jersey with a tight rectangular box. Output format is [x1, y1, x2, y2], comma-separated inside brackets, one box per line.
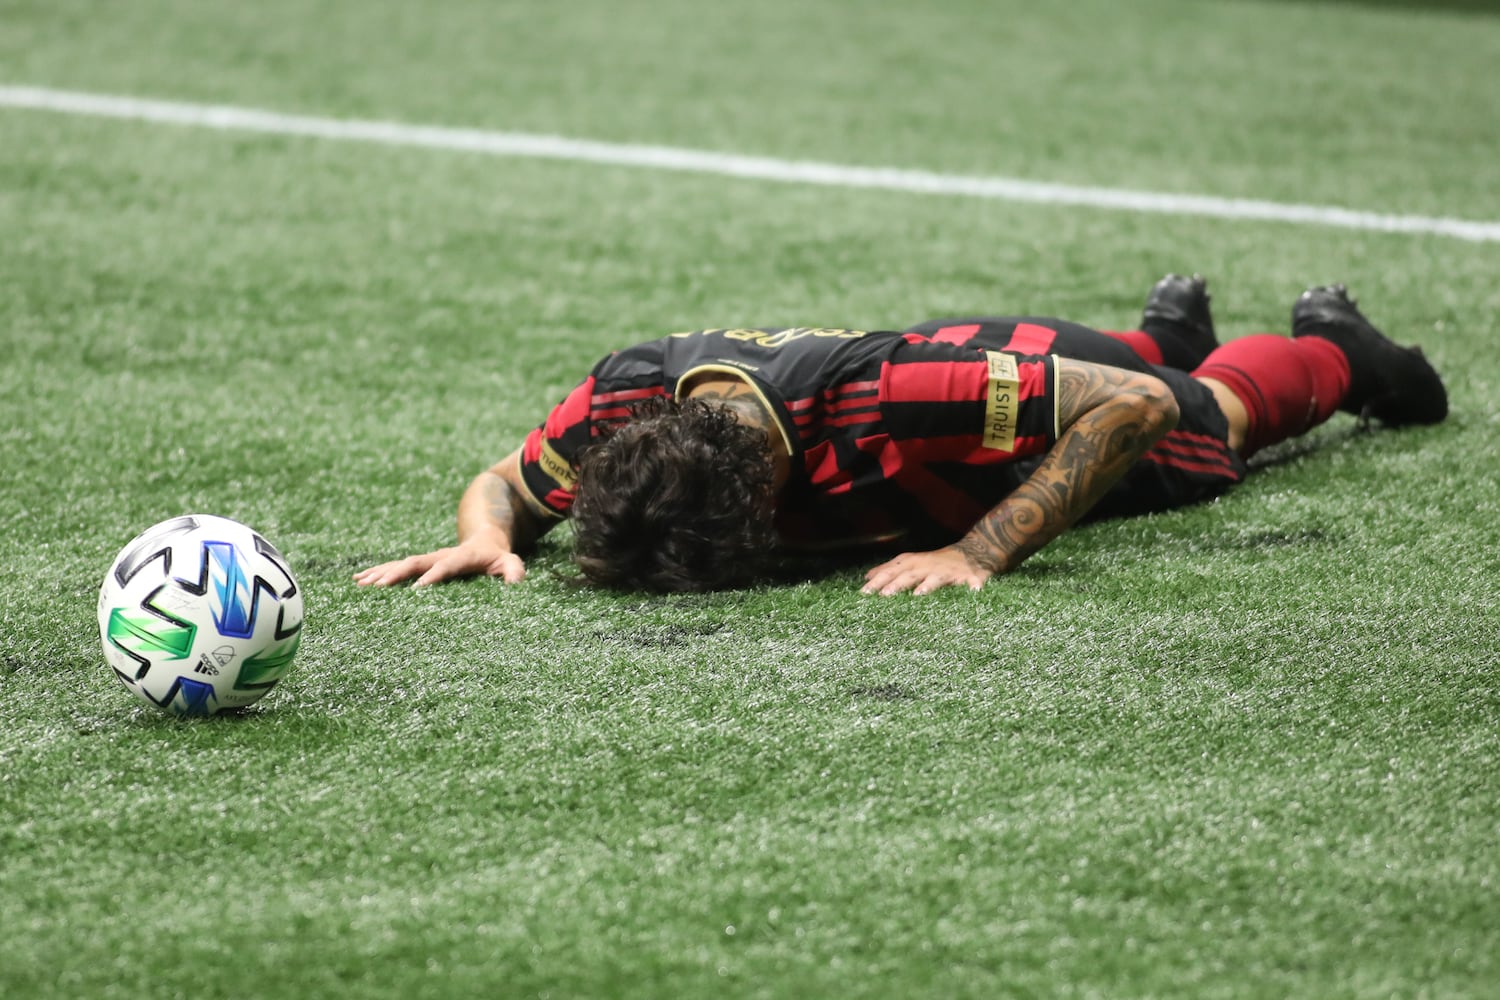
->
[538, 439, 577, 490]
[983, 352, 1020, 452]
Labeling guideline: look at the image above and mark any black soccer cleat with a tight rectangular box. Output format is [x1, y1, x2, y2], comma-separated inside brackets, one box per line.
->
[1140, 273, 1219, 368]
[1291, 284, 1447, 426]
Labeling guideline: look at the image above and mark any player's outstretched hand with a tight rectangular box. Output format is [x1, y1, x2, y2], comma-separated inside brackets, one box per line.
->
[354, 540, 526, 588]
[862, 547, 990, 596]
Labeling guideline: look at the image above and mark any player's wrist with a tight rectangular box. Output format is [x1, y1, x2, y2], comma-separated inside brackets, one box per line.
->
[952, 537, 1006, 575]
[454, 526, 512, 555]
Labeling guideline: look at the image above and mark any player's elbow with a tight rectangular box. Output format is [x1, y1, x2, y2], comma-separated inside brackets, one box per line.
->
[1129, 373, 1180, 440]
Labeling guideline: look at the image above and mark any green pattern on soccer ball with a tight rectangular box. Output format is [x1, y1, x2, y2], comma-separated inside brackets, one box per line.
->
[105, 609, 196, 660]
[235, 634, 302, 689]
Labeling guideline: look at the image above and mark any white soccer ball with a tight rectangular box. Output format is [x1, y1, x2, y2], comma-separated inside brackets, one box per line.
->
[98, 514, 304, 716]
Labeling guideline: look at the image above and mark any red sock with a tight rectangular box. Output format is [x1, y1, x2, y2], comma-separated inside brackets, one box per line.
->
[1101, 330, 1165, 366]
[1193, 335, 1351, 457]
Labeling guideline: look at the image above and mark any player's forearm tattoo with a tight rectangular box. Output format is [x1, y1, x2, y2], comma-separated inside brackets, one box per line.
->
[473, 470, 542, 552]
[955, 362, 1174, 575]
[481, 475, 517, 534]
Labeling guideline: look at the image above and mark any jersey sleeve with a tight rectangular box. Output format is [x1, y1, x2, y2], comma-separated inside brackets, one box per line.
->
[515, 376, 597, 520]
[878, 335, 1059, 461]
[514, 343, 675, 520]
[974, 349, 1058, 457]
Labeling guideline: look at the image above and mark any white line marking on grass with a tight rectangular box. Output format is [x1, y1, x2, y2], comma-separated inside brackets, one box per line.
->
[5, 84, 1500, 243]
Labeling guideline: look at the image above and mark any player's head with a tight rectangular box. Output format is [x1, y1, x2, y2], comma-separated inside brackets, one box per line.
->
[572, 396, 777, 592]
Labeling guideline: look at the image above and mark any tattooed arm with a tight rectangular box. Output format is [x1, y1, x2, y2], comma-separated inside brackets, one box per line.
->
[863, 359, 1179, 596]
[354, 448, 553, 587]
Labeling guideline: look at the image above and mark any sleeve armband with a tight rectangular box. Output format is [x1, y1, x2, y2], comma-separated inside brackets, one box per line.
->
[981, 351, 1021, 452]
[516, 432, 578, 520]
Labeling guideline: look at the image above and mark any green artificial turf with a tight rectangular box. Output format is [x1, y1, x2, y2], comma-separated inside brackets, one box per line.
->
[2, 1, 1498, 997]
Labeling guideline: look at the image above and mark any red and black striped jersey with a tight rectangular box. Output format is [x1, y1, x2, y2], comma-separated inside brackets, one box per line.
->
[516, 325, 1061, 548]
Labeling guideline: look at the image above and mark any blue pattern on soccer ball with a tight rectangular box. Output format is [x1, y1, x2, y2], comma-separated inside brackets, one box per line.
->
[174, 676, 219, 716]
[205, 540, 256, 638]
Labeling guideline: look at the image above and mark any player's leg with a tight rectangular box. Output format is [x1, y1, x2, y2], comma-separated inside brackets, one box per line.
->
[906, 274, 1218, 372]
[1190, 337, 1340, 457]
[1291, 285, 1447, 425]
[1190, 285, 1446, 458]
[1100, 273, 1220, 371]
[1084, 364, 1247, 519]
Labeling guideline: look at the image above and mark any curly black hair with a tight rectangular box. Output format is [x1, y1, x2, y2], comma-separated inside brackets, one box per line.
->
[571, 396, 778, 592]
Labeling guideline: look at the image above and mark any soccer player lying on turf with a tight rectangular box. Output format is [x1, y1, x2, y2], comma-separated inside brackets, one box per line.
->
[356, 278, 1447, 596]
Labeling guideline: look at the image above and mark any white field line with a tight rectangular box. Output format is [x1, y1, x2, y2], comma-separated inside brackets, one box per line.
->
[4, 84, 1500, 244]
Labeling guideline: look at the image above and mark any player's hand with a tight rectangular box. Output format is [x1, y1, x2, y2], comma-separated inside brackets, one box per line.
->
[862, 547, 990, 596]
[354, 540, 526, 588]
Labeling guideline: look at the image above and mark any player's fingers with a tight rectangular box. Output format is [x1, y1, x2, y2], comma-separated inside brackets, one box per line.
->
[353, 562, 390, 584]
[495, 553, 527, 584]
[354, 557, 424, 587]
[863, 553, 909, 582]
[886, 572, 931, 596]
[911, 572, 947, 596]
[413, 552, 471, 588]
[912, 569, 978, 596]
[861, 562, 904, 594]
[875, 567, 931, 597]
[864, 550, 987, 596]
[862, 553, 916, 591]
[403, 553, 447, 581]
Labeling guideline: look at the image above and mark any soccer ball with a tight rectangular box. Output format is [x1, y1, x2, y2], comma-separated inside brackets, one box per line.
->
[98, 514, 304, 716]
